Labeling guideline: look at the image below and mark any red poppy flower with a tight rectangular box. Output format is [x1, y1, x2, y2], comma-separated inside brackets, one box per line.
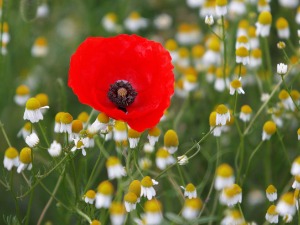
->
[68, 34, 174, 132]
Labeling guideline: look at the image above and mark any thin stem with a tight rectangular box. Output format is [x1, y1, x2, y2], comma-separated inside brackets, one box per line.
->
[241, 141, 263, 186]
[0, 120, 11, 147]
[84, 147, 103, 193]
[10, 171, 22, 224]
[243, 73, 286, 135]
[75, 208, 91, 223]
[173, 95, 189, 131]
[276, 130, 291, 166]
[18, 153, 70, 199]
[37, 168, 65, 225]
[262, 37, 272, 89]
[38, 122, 50, 147]
[24, 188, 34, 225]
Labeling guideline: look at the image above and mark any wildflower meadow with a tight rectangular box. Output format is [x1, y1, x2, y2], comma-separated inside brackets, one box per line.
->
[1, 0, 300, 224]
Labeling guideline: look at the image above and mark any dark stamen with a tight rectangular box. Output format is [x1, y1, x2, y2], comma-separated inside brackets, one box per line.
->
[107, 80, 137, 113]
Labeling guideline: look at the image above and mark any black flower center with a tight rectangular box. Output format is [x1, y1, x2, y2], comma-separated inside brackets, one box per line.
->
[107, 80, 137, 113]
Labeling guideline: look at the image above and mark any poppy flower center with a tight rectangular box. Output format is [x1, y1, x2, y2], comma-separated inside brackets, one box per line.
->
[107, 80, 137, 113]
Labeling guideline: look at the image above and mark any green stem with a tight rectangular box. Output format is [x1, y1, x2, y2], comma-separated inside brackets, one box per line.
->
[36, 168, 65, 225]
[84, 148, 104, 193]
[24, 188, 34, 225]
[0, 120, 11, 147]
[199, 135, 220, 218]
[18, 153, 70, 199]
[173, 95, 189, 131]
[38, 122, 50, 147]
[75, 208, 91, 223]
[10, 171, 22, 224]
[243, 71, 287, 135]
[241, 141, 263, 186]
[276, 131, 291, 166]
[208, 192, 219, 225]
[262, 37, 272, 89]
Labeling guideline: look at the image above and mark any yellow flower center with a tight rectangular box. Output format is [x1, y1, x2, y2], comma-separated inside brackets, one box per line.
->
[216, 163, 233, 177]
[281, 192, 295, 205]
[192, 45, 205, 57]
[124, 192, 138, 203]
[20, 147, 32, 164]
[91, 220, 101, 225]
[236, 47, 249, 57]
[241, 105, 252, 114]
[267, 205, 277, 215]
[224, 184, 242, 197]
[72, 120, 83, 133]
[144, 199, 162, 212]
[178, 47, 189, 58]
[266, 184, 276, 194]
[61, 113, 73, 124]
[26, 98, 41, 110]
[76, 140, 84, 148]
[16, 84, 30, 95]
[185, 74, 197, 83]
[216, 0, 227, 6]
[294, 156, 300, 165]
[97, 181, 114, 195]
[184, 198, 203, 209]
[231, 79, 242, 89]
[85, 190, 96, 199]
[178, 23, 193, 32]
[258, 0, 268, 6]
[185, 183, 196, 192]
[35, 37, 47, 46]
[164, 129, 179, 147]
[263, 121, 277, 135]
[298, 128, 300, 135]
[209, 111, 217, 126]
[24, 122, 32, 131]
[97, 112, 109, 123]
[128, 128, 141, 138]
[35, 93, 49, 107]
[231, 210, 242, 219]
[248, 26, 256, 37]
[109, 202, 125, 214]
[129, 180, 141, 197]
[237, 35, 248, 44]
[148, 127, 161, 137]
[156, 148, 170, 158]
[238, 20, 249, 29]
[278, 89, 289, 100]
[141, 176, 153, 187]
[295, 175, 300, 182]
[258, 11, 272, 25]
[1, 22, 9, 32]
[291, 90, 300, 101]
[5, 147, 18, 159]
[76, 112, 88, 123]
[129, 11, 141, 20]
[208, 38, 221, 52]
[165, 39, 178, 51]
[106, 156, 121, 167]
[106, 12, 117, 22]
[251, 48, 262, 58]
[216, 104, 229, 115]
[55, 112, 65, 123]
[276, 17, 288, 29]
[114, 120, 127, 131]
